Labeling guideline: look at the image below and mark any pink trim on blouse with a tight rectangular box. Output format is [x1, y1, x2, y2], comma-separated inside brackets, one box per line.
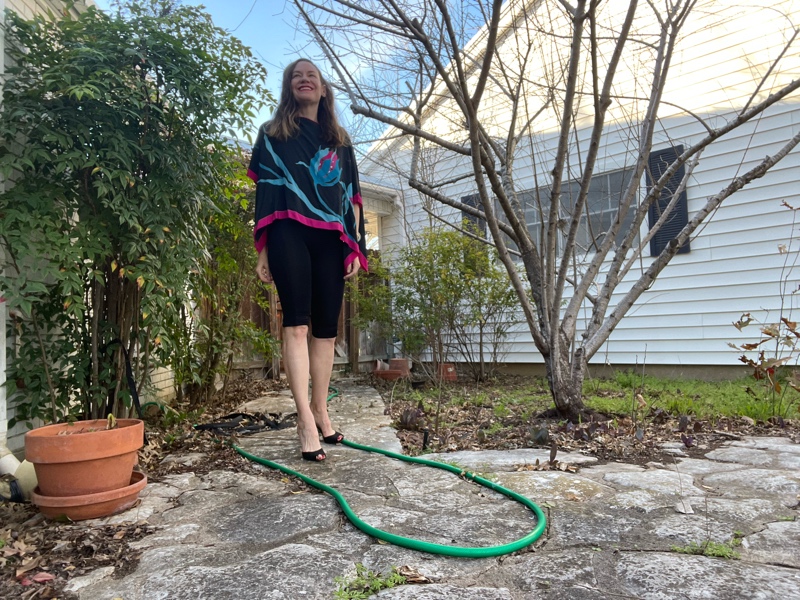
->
[253, 212, 369, 273]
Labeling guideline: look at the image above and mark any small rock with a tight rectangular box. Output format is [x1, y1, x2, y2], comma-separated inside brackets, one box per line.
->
[65, 566, 115, 592]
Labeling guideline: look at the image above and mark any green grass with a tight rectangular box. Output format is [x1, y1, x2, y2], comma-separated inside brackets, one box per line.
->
[388, 370, 799, 428]
[671, 535, 743, 559]
[493, 403, 511, 418]
[334, 564, 406, 599]
[583, 372, 800, 421]
[483, 421, 505, 436]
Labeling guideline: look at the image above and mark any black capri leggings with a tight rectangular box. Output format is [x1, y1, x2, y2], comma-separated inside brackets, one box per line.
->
[267, 218, 345, 339]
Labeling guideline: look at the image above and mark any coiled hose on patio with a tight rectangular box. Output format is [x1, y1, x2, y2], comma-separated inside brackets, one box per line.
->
[231, 387, 547, 558]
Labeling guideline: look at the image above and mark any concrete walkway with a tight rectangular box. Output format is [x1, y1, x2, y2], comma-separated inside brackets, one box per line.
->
[66, 380, 800, 599]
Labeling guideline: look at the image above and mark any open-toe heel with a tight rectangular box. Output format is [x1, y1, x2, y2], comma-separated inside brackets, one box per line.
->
[322, 431, 344, 445]
[301, 448, 326, 462]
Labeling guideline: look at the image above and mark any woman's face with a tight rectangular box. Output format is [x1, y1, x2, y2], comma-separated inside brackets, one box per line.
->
[291, 61, 325, 108]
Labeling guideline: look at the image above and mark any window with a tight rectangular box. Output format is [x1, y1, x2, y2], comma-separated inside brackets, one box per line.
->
[575, 169, 637, 252]
[363, 210, 381, 251]
[646, 145, 690, 256]
[460, 193, 486, 237]
[514, 168, 636, 254]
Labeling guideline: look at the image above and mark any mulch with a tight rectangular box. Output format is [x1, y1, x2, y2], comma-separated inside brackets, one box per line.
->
[377, 375, 800, 467]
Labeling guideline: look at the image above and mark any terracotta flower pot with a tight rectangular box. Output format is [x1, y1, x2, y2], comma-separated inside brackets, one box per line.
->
[438, 363, 457, 382]
[389, 358, 411, 376]
[25, 419, 144, 497]
[375, 369, 405, 381]
[31, 471, 147, 521]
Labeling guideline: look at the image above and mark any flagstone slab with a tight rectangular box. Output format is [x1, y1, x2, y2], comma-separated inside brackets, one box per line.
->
[729, 437, 800, 453]
[210, 494, 339, 544]
[705, 446, 800, 469]
[361, 543, 498, 582]
[546, 505, 646, 547]
[616, 551, 800, 599]
[423, 448, 598, 472]
[703, 467, 800, 502]
[375, 584, 515, 599]
[740, 519, 800, 568]
[648, 512, 738, 544]
[602, 467, 705, 496]
[606, 489, 674, 512]
[500, 549, 619, 597]
[683, 496, 791, 523]
[670, 456, 749, 475]
[86, 543, 353, 600]
[494, 471, 613, 504]
[237, 390, 296, 414]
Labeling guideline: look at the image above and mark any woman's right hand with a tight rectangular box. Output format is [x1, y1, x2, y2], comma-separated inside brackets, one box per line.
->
[256, 248, 272, 283]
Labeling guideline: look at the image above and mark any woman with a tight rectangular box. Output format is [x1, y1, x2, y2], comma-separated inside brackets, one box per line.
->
[248, 59, 368, 462]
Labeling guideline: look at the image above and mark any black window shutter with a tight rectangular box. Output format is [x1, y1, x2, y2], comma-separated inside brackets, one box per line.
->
[461, 193, 486, 237]
[646, 145, 690, 256]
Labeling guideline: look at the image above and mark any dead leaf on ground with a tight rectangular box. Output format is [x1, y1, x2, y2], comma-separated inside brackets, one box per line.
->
[15, 556, 42, 578]
[397, 565, 432, 584]
[20, 571, 56, 586]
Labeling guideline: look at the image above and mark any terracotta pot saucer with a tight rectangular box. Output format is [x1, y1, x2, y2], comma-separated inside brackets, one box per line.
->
[31, 471, 147, 521]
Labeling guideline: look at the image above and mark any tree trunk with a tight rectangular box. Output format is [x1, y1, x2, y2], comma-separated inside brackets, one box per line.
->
[479, 324, 485, 382]
[544, 350, 589, 422]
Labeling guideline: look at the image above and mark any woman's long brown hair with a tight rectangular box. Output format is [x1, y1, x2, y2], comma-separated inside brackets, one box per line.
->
[266, 58, 348, 147]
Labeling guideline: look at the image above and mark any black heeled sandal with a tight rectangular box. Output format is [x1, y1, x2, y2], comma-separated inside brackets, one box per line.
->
[301, 448, 326, 462]
[322, 431, 344, 445]
[316, 426, 344, 445]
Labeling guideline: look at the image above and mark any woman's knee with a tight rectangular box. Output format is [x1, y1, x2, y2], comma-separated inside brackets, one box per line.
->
[283, 325, 309, 342]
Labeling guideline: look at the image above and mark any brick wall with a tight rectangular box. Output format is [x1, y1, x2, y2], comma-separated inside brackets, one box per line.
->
[149, 367, 175, 401]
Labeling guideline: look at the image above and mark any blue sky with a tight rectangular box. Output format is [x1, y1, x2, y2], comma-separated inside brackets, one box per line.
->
[93, 0, 317, 135]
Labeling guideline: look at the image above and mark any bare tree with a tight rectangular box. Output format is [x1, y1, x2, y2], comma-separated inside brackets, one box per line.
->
[293, 0, 800, 419]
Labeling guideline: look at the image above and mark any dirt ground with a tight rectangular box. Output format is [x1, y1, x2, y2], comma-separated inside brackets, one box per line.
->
[2, 374, 798, 599]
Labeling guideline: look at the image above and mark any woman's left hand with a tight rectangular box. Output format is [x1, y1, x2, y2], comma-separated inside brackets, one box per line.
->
[344, 257, 361, 280]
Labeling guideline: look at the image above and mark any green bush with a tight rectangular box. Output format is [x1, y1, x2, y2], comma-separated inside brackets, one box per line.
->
[353, 227, 519, 381]
[0, 1, 269, 424]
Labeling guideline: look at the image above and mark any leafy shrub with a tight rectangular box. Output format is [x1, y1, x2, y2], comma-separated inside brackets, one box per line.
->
[0, 1, 269, 423]
[353, 227, 519, 381]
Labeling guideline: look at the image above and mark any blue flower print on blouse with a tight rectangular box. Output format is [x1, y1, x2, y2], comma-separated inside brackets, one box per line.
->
[259, 136, 353, 223]
[307, 148, 341, 187]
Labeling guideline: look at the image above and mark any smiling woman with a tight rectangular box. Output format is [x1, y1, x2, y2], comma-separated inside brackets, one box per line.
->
[247, 58, 368, 463]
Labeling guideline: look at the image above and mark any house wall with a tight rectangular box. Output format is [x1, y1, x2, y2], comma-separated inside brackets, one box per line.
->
[6, 0, 89, 19]
[361, 0, 800, 374]
[150, 366, 174, 401]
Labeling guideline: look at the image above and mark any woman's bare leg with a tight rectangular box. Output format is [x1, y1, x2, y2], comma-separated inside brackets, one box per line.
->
[282, 325, 321, 454]
[309, 335, 337, 437]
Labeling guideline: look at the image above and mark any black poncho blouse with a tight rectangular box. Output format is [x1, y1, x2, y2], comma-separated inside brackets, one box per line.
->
[248, 118, 368, 272]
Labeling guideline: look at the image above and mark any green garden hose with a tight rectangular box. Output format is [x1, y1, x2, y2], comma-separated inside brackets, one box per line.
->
[231, 386, 547, 558]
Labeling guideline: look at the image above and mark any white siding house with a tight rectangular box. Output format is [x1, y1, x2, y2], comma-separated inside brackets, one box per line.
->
[359, 0, 800, 377]
[1, 0, 94, 456]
